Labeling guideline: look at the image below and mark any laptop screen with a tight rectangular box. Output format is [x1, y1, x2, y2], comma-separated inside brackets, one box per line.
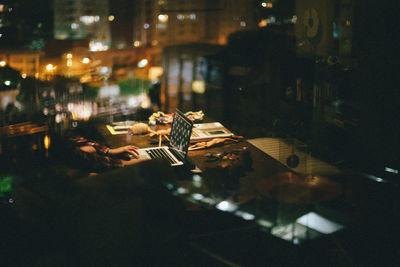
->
[170, 109, 193, 157]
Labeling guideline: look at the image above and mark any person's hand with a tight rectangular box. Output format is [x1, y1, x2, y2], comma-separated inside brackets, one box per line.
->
[110, 145, 139, 158]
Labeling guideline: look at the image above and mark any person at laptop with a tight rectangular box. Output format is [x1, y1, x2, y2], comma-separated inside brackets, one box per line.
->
[65, 129, 149, 174]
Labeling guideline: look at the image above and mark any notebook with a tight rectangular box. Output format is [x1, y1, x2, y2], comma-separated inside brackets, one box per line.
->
[190, 122, 234, 142]
[136, 109, 194, 166]
[106, 121, 138, 135]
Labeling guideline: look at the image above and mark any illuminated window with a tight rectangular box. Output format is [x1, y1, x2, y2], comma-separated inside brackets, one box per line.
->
[262, 2, 273, 8]
[258, 19, 268, 27]
[80, 15, 100, 25]
[89, 41, 109, 51]
[158, 14, 168, 23]
[71, 23, 79, 29]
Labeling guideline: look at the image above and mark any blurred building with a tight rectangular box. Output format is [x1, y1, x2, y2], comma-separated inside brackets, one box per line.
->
[132, 0, 256, 49]
[0, 0, 53, 49]
[53, 0, 111, 52]
[108, 0, 134, 49]
[131, 0, 257, 67]
[0, 50, 42, 79]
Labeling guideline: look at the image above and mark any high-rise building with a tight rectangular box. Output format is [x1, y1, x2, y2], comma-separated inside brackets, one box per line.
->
[53, 0, 111, 51]
[132, 0, 257, 49]
[108, 0, 134, 49]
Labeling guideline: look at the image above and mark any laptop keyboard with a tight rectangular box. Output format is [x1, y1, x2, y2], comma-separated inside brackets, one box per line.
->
[145, 147, 179, 165]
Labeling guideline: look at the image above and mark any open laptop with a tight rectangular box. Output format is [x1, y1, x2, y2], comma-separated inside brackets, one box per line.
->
[136, 109, 194, 166]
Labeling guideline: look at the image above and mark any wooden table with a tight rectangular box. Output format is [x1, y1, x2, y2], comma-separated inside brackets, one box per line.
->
[96, 122, 348, 243]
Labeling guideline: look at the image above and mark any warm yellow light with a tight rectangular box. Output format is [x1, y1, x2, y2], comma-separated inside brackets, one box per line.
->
[158, 14, 168, 23]
[149, 66, 163, 80]
[46, 64, 55, 71]
[67, 59, 72, 67]
[133, 41, 141, 47]
[21, 73, 27, 78]
[258, 19, 268, 27]
[345, 19, 351, 26]
[44, 135, 50, 150]
[82, 57, 90, 64]
[66, 53, 72, 59]
[108, 15, 115, 21]
[0, 60, 6, 67]
[192, 80, 206, 94]
[262, 2, 273, 8]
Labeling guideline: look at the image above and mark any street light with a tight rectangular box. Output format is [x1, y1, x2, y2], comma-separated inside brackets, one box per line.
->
[0, 60, 6, 67]
[46, 64, 56, 71]
[138, 59, 148, 68]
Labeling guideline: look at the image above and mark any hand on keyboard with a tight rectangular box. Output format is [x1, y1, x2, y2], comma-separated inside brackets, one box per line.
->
[110, 145, 140, 159]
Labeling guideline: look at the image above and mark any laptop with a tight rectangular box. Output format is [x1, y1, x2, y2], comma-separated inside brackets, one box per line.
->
[190, 122, 234, 142]
[136, 109, 194, 166]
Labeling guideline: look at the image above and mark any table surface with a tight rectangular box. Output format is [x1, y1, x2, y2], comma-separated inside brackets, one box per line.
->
[97, 122, 352, 245]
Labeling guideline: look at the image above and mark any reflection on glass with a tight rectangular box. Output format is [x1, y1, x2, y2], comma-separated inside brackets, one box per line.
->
[191, 193, 204, 200]
[216, 200, 238, 212]
[234, 210, 255, 221]
[296, 212, 344, 235]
